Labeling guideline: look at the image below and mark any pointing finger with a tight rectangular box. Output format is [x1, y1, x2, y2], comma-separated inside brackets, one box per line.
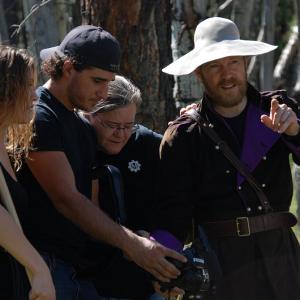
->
[270, 98, 279, 120]
[260, 114, 272, 129]
[273, 103, 287, 130]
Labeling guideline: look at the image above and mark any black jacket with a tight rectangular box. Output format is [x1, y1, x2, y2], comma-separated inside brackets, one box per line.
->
[153, 84, 300, 300]
[86, 125, 162, 299]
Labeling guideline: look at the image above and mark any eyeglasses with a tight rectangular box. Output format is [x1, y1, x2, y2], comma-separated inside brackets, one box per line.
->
[99, 120, 138, 134]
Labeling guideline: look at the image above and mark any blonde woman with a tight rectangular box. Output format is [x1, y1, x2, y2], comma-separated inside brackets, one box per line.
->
[0, 45, 55, 300]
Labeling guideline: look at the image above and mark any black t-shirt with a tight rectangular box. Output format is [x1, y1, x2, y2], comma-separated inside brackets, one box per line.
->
[97, 124, 162, 230]
[17, 87, 97, 266]
[223, 103, 248, 151]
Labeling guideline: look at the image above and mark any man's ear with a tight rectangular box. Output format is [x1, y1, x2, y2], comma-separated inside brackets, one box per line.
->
[62, 60, 74, 77]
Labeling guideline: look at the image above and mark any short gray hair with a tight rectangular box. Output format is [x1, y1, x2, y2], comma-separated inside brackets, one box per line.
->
[91, 75, 142, 114]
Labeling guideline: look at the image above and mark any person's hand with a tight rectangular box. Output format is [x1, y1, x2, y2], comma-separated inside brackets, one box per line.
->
[261, 98, 299, 136]
[153, 281, 185, 299]
[122, 234, 187, 282]
[179, 103, 198, 116]
[168, 103, 198, 126]
[29, 268, 56, 300]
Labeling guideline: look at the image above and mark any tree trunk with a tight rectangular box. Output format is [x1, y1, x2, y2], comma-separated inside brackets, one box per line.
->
[22, 0, 68, 51]
[170, 0, 206, 108]
[292, 0, 300, 98]
[231, 0, 255, 38]
[0, 1, 9, 43]
[21, 0, 74, 81]
[2, 0, 23, 45]
[259, 0, 278, 90]
[81, 0, 175, 132]
[273, 26, 298, 89]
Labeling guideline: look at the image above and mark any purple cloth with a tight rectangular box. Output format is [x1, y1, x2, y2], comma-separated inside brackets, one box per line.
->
[150, 229, 183, 252]
[238, 103, 280, 185]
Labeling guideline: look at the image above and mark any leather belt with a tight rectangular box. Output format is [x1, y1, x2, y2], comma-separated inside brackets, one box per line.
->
[202, 212, 297, 237]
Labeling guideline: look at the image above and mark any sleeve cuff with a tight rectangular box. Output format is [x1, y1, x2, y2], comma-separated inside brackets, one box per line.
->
[150, 229, 183, 252]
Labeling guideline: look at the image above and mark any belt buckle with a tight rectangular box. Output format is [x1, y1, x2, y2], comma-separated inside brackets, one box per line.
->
[236, 217, 251, 237]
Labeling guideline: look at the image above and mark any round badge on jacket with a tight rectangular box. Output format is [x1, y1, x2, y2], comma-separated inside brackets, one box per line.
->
[128, 160, 141, 173]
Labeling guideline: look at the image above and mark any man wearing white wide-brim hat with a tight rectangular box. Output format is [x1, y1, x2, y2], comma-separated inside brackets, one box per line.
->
[151, 17, 300, 299]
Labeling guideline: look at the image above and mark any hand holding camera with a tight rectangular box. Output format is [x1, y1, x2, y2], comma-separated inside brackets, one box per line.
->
[158, 224, 225, 300]
[158, 239, 212, 299]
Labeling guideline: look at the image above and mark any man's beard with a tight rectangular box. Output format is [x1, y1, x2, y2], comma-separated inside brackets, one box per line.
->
[204, 78, 247, 109]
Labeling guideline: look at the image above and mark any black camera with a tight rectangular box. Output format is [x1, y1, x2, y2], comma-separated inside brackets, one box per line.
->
[160, 238, 218, 299]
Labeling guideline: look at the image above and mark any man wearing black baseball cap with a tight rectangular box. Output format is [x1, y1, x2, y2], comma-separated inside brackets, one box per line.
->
[18, 25, 185, 300]
[40, 25, 120, 74]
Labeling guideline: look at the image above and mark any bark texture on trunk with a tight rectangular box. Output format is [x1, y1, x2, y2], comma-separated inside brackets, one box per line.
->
[81, 0, 175, 132]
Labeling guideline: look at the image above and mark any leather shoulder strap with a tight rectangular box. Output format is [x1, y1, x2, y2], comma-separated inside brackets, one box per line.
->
[184, 109, 272, 213]
[98, 165, 127, 225]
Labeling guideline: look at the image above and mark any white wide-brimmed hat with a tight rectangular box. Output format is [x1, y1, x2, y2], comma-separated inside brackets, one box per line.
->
[162, 17, 277, 75]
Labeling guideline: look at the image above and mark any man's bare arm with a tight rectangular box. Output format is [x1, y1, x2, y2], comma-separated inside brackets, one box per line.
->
[27, 151, 186, 281]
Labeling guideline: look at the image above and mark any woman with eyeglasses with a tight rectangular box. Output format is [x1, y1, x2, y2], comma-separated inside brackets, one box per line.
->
[84, 75, 163, 299]
[0, 45, 55, 299]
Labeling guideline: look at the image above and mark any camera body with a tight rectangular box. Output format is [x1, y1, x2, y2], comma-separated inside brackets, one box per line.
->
[160, 239, 213, 298]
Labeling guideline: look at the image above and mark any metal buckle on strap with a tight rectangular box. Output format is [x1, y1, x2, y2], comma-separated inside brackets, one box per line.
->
[236, 217, 251, 237]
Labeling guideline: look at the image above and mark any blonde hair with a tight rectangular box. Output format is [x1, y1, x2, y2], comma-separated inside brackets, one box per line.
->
[0, 45, 36, 170]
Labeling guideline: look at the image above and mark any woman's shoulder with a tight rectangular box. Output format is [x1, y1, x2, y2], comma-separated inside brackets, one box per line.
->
[135, 124, 162, 141]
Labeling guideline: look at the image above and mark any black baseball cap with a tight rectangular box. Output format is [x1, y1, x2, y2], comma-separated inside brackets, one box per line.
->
[40, 25, 121, 73]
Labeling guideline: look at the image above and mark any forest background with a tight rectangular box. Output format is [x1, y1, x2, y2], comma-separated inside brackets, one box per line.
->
[1, 0, 300, 238]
